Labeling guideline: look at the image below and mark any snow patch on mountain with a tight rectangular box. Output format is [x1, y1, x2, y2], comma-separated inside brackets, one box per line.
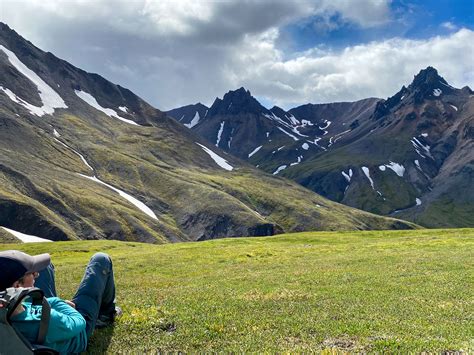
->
[307, 137, 327, 151]
[361, 167, 374, 189]
[287, 114, 299, 125]
[79, 174, 158, 220]
[1, 226, 52, 243]
[264, 113, 307, 138]
[0, 86, 49, 116]
[75, 90, 139, 126]
[290, 156, 303, 166]
[248, 145, 263, 158]
[421, 133, 428, 137]
[53, 137, 94, 171]
[0, 45, 67, 116]
[55, 133, 157, 220]
[433, 88, 442, 97]
[228, 128, 235, 149]
[411, 137, 433, 159]
[379, 161, 405, 177]
[216, 121, 225, 146]
[416, 198, 422, 206]
[273, 165, 287, 175]
[319, 120, 331, 130]
[277, 127, 299, 141]
[341, 169, 353, 183]
[184, 111, 200, 128]
[118, 106, 129, 113]
[450, 104, 458, 111]
[196, 143, 233, 171]
[332, 130, 351, 145]
[53, 129, 60, 138]
[302, 143, 309, 150]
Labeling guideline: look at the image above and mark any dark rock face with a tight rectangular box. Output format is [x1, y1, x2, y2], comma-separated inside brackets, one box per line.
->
[409, 67, 454, 102]
[299, 171, 348, 203]
[187, 87, 280, 159]
[433, 131, 458, 168]
[207, 87, 269, 117]
[464, 123, 474, 140]
[405, 112, 417, 121]
[0, 199, 68, 241]
[165, 103, 209, 126]
[183, 212, 275, 241]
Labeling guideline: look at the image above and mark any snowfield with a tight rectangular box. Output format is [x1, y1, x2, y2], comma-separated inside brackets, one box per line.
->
[379, 162, 405, 177]
[75, 89, 140, 126]
[342, 169, 353, 183]
[196, 143, 234, 171]
[248, 145, 263, 158]
[362, 166, 375, 189]
[79, 174, 158, 220]
[1, 226, 52, 243]
[0, 44, 67, 116]
[273, 165, 287, 175]
[185, 111, 201, 128]
[216, 121, 225, 146]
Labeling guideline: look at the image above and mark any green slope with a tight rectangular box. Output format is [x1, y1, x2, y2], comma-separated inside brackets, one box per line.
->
[2, 229, 472, 352]
[0, 108, 417, 242]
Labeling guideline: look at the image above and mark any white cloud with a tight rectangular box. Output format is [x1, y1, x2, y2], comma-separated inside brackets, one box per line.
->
[319, 0, 391, 27]
[229, 28, 474, 108]
[441, 22, 458, 31]
[0, 0, 471, 111]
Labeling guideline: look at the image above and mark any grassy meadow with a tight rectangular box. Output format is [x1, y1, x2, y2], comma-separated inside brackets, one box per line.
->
[1, 228, 473, 352]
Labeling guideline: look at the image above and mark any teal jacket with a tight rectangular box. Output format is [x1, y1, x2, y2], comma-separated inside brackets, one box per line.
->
[11, 297, 87, 354]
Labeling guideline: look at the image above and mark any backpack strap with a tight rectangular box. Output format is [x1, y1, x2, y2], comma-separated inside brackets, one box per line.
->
[35, 295, 51, 344]
[5, 287, 51, 345]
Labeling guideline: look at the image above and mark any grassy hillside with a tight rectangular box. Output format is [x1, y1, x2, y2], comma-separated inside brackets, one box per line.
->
[1, 229, 473, 352]
[0, 108, 417, 243]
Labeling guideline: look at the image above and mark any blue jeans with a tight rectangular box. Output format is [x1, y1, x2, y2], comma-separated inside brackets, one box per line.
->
[35, 252, 116, 337]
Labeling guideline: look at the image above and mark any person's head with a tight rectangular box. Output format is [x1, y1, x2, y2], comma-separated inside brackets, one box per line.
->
[0, 250, 50, 291]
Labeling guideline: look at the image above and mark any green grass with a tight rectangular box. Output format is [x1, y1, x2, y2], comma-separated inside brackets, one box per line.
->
[1, 229, 473, 352]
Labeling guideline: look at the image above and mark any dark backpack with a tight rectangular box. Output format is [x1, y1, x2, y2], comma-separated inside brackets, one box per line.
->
[0, 287, 58, 355]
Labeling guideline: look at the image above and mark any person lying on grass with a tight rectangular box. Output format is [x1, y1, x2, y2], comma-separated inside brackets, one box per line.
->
[0, 250, 121, 354]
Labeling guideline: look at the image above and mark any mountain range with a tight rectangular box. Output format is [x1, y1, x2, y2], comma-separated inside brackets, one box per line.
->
[0, 22, 418, 243]
[167, 69, 474, 228]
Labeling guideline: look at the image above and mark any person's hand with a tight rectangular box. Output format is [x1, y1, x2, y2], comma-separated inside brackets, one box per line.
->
[65, 300, 76, 308]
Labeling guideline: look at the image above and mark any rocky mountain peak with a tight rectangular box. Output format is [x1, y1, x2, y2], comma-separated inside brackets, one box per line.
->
[270, 105, 288, 118]
[373, 67, 457, 120]
[411, 66, 445, 87]
[408, 66, 455, 102]
[207, 87, 269, 117]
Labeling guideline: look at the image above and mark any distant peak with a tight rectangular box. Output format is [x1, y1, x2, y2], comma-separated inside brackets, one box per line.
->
[270, 105, 288, 117]
[411, 66, 449, 88]
[207, 87, 268, 116]
[224, 87, 252, 99]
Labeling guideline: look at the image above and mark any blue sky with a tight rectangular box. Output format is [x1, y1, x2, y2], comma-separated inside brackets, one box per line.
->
[281, 0, 474, 54]
[1, 0, 473, 110]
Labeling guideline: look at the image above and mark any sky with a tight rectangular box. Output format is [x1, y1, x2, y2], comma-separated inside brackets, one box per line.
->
[1, 0, 473, 111]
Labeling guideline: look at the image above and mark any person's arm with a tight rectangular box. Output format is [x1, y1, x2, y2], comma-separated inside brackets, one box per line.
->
[45, 297, 87, 343]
